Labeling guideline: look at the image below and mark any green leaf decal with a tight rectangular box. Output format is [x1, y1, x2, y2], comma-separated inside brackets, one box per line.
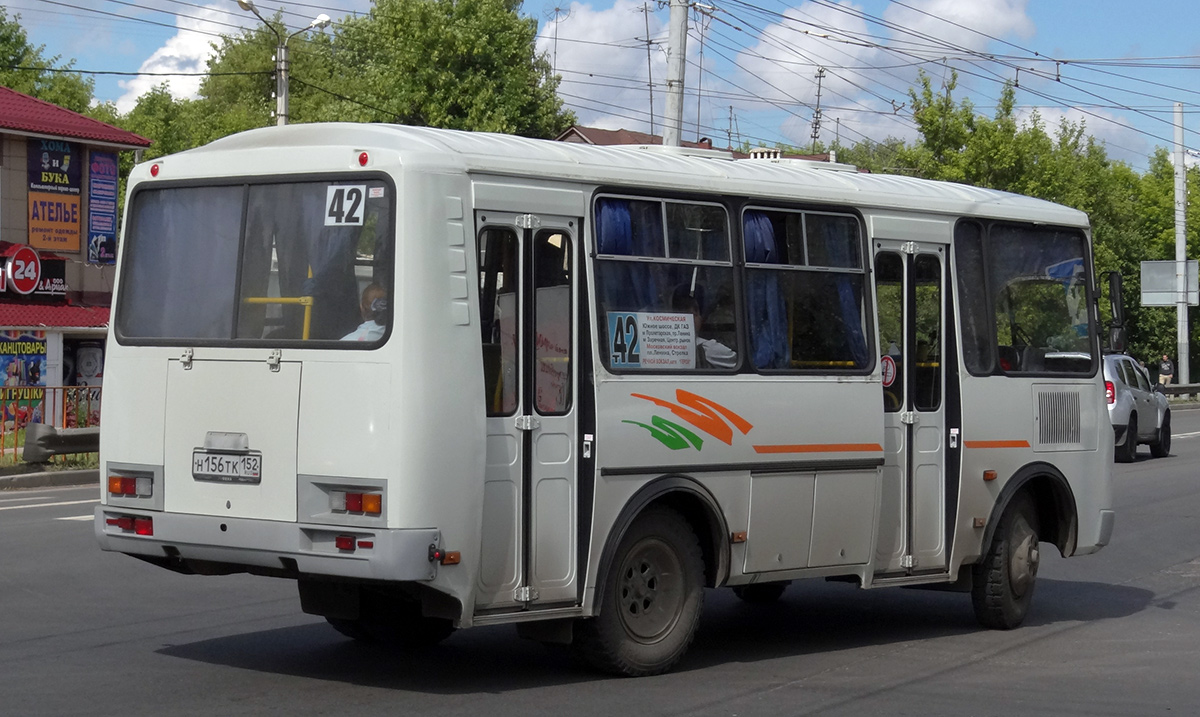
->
[623, 416, 704, 451]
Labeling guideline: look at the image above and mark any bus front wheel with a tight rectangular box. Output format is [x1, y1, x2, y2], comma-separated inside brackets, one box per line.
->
[972, 493, 1040, 630]
[575, 506, 705, 676]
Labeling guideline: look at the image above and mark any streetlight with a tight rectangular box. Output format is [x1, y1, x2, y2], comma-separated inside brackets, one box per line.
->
[237, 0, 331, 126]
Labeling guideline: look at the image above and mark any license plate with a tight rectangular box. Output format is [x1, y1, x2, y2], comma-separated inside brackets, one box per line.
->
[192, 450, 263, 484]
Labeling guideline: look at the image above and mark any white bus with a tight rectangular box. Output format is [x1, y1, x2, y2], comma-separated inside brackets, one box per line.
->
[96, 123, 1114, 676]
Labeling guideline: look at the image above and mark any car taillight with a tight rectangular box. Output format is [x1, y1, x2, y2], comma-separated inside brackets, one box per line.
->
[330, 490, 383, 516]
[1105, 381, 1115, 404]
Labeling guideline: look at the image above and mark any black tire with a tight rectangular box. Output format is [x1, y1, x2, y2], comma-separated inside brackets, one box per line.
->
[574, 507, 705, 676]
[326, 595, 454, 650]
[1151, 411, 1171, 458]
[972, 492, 1040, 630]
[325, 616, 373, 642]
[1115, 415, 1137, 463]
[732, 582, 788, 604]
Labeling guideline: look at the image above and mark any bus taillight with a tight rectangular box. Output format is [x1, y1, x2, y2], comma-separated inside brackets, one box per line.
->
[108, 475, 152, 497]
[330, 490, 383, 516]
[105, 515, 153, 536]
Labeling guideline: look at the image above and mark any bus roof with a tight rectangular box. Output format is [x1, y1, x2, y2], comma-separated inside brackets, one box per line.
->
[167, 122, 1090, 228]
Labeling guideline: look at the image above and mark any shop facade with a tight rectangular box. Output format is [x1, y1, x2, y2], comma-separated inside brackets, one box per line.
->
[0, 86, 150, 431]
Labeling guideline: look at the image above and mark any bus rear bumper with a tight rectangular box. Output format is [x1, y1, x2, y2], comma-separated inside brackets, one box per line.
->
[94, 506, 439, 582]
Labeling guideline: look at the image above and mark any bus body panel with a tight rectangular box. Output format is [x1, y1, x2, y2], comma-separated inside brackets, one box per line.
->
[96, 124, 1112, 655]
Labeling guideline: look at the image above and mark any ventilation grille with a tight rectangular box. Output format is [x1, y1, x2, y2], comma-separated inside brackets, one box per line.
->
[1038, 391, 1081, 445]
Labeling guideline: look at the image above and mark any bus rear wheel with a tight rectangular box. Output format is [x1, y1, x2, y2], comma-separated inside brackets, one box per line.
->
[732, 582, 788, 604]
[972, 493, 1040, 630]
[326, 593, 454, 650]
[575, 507, 704, 676]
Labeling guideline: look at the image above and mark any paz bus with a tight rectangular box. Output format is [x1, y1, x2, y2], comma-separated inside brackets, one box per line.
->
[95, 123, 1114, 676]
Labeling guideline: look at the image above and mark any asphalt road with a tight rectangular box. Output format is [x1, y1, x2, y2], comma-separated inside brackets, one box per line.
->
[2, 412, 1199, 717]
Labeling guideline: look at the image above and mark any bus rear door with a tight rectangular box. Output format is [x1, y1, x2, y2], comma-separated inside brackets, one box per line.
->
[476, 212, 580, 611]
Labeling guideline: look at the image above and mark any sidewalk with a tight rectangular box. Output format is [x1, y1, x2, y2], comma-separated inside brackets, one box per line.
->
[0, 468, 98, 490]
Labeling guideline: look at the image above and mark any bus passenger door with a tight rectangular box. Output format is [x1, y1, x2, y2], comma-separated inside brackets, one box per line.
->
[874, 242, 948, 576]
[476, 213, 579, 611]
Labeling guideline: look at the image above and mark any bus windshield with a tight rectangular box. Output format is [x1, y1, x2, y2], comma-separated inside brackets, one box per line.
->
[116, 178, 394, 346]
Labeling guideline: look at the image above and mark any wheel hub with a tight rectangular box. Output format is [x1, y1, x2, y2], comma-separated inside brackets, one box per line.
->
[1008, 515, 1040, 598]
[617, 538, 682, 641]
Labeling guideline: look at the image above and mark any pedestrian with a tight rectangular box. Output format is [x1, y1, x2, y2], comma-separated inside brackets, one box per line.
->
[1159, 354, 1175, 386]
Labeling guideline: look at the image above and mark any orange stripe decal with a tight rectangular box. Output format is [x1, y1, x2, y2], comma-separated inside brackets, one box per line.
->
[963, 440, 1031, 449]
[753, 443, 884, 454]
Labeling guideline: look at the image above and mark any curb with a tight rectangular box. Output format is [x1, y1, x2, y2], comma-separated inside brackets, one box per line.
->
[0, 469, 99, 490]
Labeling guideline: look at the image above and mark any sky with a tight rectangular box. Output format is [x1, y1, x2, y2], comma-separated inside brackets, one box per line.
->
[8, 0, 1200, 173]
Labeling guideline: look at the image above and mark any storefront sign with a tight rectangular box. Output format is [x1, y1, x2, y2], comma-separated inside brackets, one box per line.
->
[0, 330, 47, 427]
[27, 139, 82, 252]
[88, 151, 118, 264]
[34, 257, 67, 296]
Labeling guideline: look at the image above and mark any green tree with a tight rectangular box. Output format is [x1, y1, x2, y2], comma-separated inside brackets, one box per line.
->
[198, 0, 573, 137]
[0, 8, 93, 111]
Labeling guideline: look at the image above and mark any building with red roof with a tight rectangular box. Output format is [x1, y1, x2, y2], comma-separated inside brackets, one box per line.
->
[1, 85, 150, 399]
[554, 124, 834, 162]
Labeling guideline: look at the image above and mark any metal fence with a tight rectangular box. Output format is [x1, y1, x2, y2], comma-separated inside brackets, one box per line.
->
[1, 385, 102, 465]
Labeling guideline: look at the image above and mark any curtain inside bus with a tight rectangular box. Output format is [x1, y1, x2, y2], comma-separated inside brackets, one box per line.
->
[595, 198, 661, 310]
[743, 210, 789, 369]
[810, 216, 868, 368]
[242, 183, 361, 340]
[118, 186, 243, 339]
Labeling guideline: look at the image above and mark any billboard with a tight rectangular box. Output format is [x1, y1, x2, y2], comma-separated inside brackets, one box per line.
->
[27, 139, 82, 252]
[88, 151, 119, 263]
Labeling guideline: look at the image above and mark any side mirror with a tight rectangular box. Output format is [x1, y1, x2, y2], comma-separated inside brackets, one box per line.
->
[1107, 271, 1125, 327]
[1108, 325, 1127, 353]
[1106, 271, 1126, 352]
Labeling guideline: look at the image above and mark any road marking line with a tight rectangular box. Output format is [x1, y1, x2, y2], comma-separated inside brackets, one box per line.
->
[56, 515, 95, 522]
[1173, 430, 1200, 439]
[0, 495, 43, 504]
[0, 499, 98, 512]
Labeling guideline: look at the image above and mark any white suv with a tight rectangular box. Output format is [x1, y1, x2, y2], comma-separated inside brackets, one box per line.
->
[1103, 353, 1170, 462]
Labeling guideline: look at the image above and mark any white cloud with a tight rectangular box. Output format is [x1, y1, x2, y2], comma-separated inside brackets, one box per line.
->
[881, 0, 1035, 54]
[113, 1, 374, 113]
[537, 0, 667, 133]
[1016, 105, 1154, 169]
[115, 4, 235, 113]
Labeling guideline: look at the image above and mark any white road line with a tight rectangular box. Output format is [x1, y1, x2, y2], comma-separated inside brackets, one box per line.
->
[0, 499, 98, 512]
[0, 495, 43, 504]
[1173, 430, 1200, 439]
[56, 515, 95, 522]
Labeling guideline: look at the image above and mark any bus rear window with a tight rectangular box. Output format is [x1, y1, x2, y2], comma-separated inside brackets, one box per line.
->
[117, 179, 394, 346]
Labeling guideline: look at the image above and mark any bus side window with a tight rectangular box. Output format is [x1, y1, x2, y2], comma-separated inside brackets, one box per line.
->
[534, 231, 572, 414]
[479, 227, 520, 415]
[743, 208, 869, 372]
[874, 251, 904, 411]
[594, 196, 736, 372]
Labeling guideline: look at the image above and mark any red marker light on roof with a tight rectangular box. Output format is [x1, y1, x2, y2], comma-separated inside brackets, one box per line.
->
[358, 152, 369, 166]
[150, 163, 160, 177]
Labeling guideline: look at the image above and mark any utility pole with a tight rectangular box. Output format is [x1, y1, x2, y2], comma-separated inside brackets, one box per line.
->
[1174, 102, 1190, 385]
[663, 0, 688, 146]
[637, 3, 656, 138]
[237, 0, 330, 126]
[810, 67, 825, 154]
